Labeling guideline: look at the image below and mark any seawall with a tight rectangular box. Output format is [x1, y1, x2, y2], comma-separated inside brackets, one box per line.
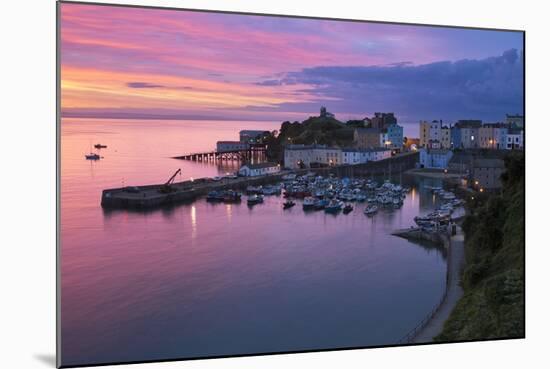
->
[101, 152, 419, 210]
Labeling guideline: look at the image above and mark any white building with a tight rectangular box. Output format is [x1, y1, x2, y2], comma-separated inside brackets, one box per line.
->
[342, 148, 391, 165]
[419, 148, 453, 169]
[419, 120, 443, 148]
[238, 162, 280, 177]
[216, 141, 249, 152]
[284, 144, 342, 169]
[506, 130, 524, 150]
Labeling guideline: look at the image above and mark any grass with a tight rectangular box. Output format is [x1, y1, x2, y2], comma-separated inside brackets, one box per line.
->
[435, 152, 525, 341]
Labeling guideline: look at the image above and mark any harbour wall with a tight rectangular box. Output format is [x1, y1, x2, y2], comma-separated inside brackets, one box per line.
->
[101, 152, 419, 210]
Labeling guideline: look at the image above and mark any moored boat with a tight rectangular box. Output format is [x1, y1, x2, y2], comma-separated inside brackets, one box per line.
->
[247, 194, 264, 205]
[85, 153, 100, 160]
[364, 204, 378, 216]
[343, 204, 353, 214]
[283, 200, 295, 209]
[324, 199, 343, 214]
[302, 196, 316, 210]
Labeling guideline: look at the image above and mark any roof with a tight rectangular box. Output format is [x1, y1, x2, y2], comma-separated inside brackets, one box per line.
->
[217, 141, 245, 144]
[285, 144, 339, 151]
[454, 120, 482, 128]
[343, 147, 390, 153]
[241, 162, 279, 170]
[474, 159, 505, 168]
[239, 130, 269, 134]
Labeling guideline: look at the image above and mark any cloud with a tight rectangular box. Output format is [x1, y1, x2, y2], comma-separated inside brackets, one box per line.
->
[126, 82, 165, 89]
[256, 49, 524, 123]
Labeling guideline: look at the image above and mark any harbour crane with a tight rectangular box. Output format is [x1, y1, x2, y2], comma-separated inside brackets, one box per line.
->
[159, 168, 182, 193]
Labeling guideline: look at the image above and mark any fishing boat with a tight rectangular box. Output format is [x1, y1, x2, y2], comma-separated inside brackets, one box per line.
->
[324, 199, 343, 214]
[302, 196, 316, 210]
[246, 185, 263, 194]
[247, 194, 264, 205]
[262, 185, 281, 196]
[283, 200, 296, 209]
[206, 191, 224, 202]
[223, 191, 241, 203]
[314, 198, 329, 210]
[343, 204, 354, 214]
[85, 153, 100, 160]
[364, 204, 378, 216]
[94, 144, 107, 149]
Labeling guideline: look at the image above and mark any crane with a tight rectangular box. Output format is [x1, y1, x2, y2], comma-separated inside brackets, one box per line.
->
[159, 168, 182, 193]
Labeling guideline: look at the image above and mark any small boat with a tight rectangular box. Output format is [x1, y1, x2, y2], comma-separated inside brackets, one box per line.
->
[85, 153, 100, 160]
[283, 200, 296, 209]
[324, 199, 343, 214]
[282, 173, 297, 181]
[364, 205, 378, 216]
[314, 198, 329, 210]
[246, 185, 263, 194]
[303, 196, 316, 210]
[223, 191, 242, 203]
[343, 204, 353, 214]
[247, 194, 264, 205]
[262, 186, 281, 196]
[94, 144, 107, 149]
[206, 191, 224, 202]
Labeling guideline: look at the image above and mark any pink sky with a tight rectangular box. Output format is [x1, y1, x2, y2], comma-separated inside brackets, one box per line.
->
[60, 3, 523, 123]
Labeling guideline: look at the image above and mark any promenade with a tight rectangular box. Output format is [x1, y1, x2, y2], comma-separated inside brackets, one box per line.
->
[412, 226, 465, 343]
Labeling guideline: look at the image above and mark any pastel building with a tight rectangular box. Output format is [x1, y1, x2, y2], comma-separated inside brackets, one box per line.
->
[342, 148, 391, 164]
[440, 126, 451, 149]
[419, 148, 453, 169]
[419, 120, 443, 148]
[479, 123, 509, 150]
[384, 123, 404, 150]
[506, 129, 524, 150]
[452, 120, 482, 149]
[283, 144, 342, 169]
[238, 162, 280, 177]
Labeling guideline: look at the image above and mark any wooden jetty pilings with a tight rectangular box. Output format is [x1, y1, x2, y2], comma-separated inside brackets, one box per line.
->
[174, 145, 267, 162]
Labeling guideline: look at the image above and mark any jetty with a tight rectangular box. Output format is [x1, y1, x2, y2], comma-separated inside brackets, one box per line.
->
[101, 172, 286, 209]
[392, 227, 451, 248]
[173, 144, 267, 162]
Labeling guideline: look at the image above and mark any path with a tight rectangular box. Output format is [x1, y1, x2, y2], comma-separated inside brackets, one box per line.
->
[412, 226, 465, 343]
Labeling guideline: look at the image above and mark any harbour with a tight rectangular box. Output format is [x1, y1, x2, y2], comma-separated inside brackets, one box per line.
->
[61, 118, 447, 365]
[101, 152, 419, 209]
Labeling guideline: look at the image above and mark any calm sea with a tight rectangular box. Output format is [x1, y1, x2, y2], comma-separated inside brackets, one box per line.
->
[60, 118, 446, 366]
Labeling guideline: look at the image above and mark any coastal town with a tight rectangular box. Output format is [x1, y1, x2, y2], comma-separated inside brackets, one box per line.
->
[187, 107, 524, 195]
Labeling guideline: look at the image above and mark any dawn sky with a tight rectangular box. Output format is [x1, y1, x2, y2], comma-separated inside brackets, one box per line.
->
[60, 3, 524, 128]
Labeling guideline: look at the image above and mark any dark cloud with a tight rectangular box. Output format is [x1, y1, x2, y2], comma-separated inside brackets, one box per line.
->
[126, 82, 165, 89]
[257, 49, 524, 123]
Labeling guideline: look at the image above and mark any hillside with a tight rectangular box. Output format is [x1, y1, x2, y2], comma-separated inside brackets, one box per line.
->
[265, 116, 355, 161]
[435, 152, 525, 341]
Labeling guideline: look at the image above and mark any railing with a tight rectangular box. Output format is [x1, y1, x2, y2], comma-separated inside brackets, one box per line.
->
[397, 232, 453, 344]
